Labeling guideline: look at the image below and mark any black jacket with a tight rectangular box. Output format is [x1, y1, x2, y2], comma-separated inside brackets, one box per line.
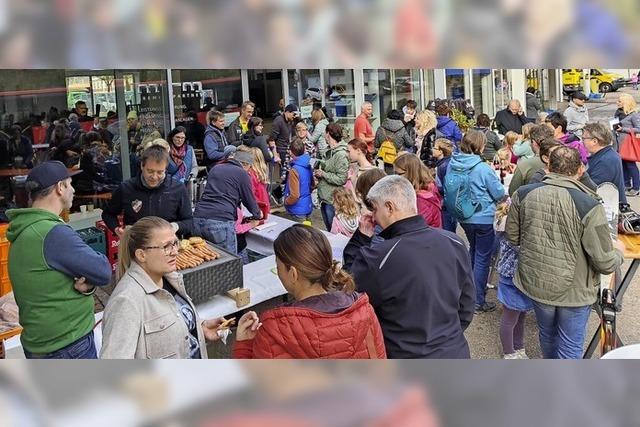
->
[269, 114, 293, 153]
[347, 215, 475, 359]
[193, 159, 261, 222]
[226, 117, 245, 147]
[242, 132, 273, 163]
[494, 108, 529, 135]
[102, 174, 192, 233]
[419, 129, 437, 168]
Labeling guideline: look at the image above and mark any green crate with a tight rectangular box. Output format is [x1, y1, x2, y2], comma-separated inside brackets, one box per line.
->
[77, 227, 106, 256]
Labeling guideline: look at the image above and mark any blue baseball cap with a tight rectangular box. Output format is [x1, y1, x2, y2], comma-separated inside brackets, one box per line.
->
[26, 161, 81, 191]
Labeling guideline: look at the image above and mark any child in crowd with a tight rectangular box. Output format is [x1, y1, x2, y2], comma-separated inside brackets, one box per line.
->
[513, 123, 535, 159]
[494, 200, 533, 359]
[393, 153, 442, 228]
[495, 147, 516, 188]
[502, 131, 520, 165]
[431, 138, 456, 232]
[237, 145, 270, 219]
[330, 187, 360, 238]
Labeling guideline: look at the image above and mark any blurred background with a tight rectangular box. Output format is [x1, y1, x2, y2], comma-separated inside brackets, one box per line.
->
[0, 0, 639, 68]
[2, 1, 640, 426]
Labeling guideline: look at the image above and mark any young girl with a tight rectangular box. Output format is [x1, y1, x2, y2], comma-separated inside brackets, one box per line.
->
[494, 200, 533, 359]
[513, 123, 535, 159]
[237, 145, 270, 219]
[346, 138, 375, 194]
[502, 131, 520, 164]
[393, 153, 442, 228]
[330, 187, 360, 237]
[495, 147, 516, 188]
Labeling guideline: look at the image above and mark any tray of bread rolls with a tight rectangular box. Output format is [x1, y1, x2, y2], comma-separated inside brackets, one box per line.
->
[178, 237, 243, 305]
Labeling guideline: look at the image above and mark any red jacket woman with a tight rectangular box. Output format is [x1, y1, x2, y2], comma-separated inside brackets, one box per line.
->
[233, 225, 386, 359]
[394, 154, 442, 228]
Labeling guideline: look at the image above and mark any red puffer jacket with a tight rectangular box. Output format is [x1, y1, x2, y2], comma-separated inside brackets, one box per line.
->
[233, 293, 387, 359]
[416, 183, 442, 228]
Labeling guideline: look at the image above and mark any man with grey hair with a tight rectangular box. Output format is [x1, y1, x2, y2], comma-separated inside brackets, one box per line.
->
[345, 175, 475, 358]
[494, 99, 529, 135]
[354, 101, 375, 152]
[583, 122, 627, 202]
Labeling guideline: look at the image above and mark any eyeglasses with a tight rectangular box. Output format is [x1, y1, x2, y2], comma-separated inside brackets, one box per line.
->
[143, 239, 179, 256]
[395, 170, 406, 176]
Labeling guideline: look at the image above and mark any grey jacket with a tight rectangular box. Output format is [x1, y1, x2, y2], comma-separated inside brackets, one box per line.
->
[506, 174, 623, 307]
[564, 101, 589, 136]
[374, 118, 414, 151]
[100, 262, 208, 359]
[525, 92, 542, 119]
[309, 118, 329, 155]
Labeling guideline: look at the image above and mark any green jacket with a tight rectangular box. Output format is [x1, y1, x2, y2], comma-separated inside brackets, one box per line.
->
[6, 208, 111, 354]
[317, 141, 350, 203]
[506, 174, 624, 307]
[508, 155, 545, 196]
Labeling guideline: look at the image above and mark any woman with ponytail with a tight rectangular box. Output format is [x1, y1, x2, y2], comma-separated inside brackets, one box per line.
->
[101, 217, 226, 359]
[233, 225, 386, 359]
[345, 138, 375, 194]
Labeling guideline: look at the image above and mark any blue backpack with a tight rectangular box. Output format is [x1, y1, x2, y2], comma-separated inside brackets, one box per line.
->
[443, 160, 483, 221]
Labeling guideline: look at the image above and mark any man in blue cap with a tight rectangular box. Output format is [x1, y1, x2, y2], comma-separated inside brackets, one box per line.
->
[6, 161, 112, 359]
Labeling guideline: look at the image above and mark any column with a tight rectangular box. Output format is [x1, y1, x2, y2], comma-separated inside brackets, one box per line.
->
[509, 69, 526, 107]
[434, 69, 447, 99]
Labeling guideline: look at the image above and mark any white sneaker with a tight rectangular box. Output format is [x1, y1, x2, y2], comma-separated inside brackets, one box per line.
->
[503, 352, 519, 359]
[515, 348, 529, 359]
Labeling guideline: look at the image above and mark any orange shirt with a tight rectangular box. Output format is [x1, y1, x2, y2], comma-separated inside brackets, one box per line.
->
[354, 114, 374, 152]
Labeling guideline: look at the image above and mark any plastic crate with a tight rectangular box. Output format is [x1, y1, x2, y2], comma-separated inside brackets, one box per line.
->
[77, 227, 106, 256]
[0, 276, 11, 297]
[180, 243, 243, 305]
[95, 220, 121, 260]
[0, 241, 8, 261]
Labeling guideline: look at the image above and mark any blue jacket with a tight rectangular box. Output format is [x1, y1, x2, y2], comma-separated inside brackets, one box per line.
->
[435, 155, 452, 193]
[436, 116, 462, 145]
[203, 125, 229, 165]
[284, 153, 313, 216]
[167, 145, 195, 183]
[446, 152, 505, 224]
[587, 146, 627, 204]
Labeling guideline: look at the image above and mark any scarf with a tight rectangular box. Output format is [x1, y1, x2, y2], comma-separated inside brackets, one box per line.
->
[170, 144, 187, 178]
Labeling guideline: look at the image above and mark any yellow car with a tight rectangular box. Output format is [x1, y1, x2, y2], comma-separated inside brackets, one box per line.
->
[562, 69, 628, 94]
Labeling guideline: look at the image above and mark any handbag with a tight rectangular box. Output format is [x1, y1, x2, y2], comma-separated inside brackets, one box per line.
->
[619, 132, 640, 162]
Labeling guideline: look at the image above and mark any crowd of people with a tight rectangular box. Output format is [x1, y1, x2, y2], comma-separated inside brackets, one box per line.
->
[4, 89, 634, 360]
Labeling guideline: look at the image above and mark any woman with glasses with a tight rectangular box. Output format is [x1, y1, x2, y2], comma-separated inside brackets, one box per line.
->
[101, 217, 226, 359]
[166, 126, 199, 183]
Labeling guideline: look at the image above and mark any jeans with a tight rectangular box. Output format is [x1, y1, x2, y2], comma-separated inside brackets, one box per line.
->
[622, 160, 640, 191]
[320, 202, 336, 231]
[192, 217, 237, 254]
[442, 210, 458, 233]
[24, 331, 97, 359]
[532, 301, 591, 359]
[461, 223, 495, 307]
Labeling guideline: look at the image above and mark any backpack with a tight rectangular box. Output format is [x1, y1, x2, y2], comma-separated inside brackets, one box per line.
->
[377, 129, 397, 164]
[443, 160, 483, 221]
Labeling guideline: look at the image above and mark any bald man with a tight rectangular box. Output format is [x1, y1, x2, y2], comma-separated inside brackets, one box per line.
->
[354, 102, 375, 153]
[494, 99, 530, 135]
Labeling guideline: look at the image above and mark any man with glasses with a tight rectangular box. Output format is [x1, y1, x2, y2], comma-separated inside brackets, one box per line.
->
[583, 122, 627, 202]
[7, 161, 112, 358]
[102, 144, 193, 237]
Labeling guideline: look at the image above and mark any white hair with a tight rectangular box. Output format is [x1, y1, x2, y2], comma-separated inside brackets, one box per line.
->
[367, 175, 417, 214]
[361, 101, 372, 111]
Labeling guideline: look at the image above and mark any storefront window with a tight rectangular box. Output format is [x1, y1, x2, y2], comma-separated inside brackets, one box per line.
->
[493, 69, 512, 111]
[393, 69, 422, 110]
[323, 69, 356, 139]
[446, 69, 465, 100]
[423, 69, 436, 104]
[472, 69, 494, 116]
[287, 69, 322, 109]
[363, 69, 390, 129]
